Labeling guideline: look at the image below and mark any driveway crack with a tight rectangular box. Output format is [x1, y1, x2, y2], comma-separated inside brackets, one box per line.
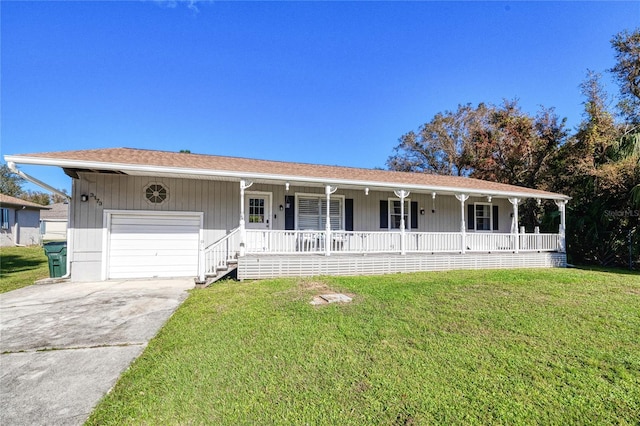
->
[2, 342, 147, 355]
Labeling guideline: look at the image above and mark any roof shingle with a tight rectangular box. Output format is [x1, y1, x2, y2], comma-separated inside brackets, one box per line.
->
[7, 147, 568, 199]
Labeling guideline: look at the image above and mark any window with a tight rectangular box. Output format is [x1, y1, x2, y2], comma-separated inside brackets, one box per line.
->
[389, 199, 410, 230]
[475, 203, 492, 231]
[296, 195, 343, 230]
[248, 198, 265, 223]
[144, 183, 168, 205]
[1, 208, 9, 230]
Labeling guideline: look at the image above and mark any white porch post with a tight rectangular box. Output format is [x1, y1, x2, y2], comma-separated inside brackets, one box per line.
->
[239, 179, 253, 257]
[325, 185, 337, 256]
[555, 199, 567, 253]
[509, 197, 520, 253]
[394, 190, 410, 255]
[455, 194, 469, 254]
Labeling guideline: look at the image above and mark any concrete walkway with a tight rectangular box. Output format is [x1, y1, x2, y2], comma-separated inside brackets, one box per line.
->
[0, 278, 193, 426]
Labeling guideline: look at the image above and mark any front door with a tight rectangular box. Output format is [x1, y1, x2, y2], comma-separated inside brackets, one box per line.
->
[245, 192, 272, 251]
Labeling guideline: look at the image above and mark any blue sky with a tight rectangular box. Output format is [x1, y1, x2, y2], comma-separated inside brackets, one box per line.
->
[2, 1, 639, 193]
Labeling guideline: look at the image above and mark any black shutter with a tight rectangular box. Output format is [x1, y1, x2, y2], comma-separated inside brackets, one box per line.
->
[467, 204, 474, 230]
[345, 199, 354, 231]
[284, 195, 295, 230]
[492, 205, 499, 231]
[411, 201, 418, 229]
[379, 200, 388, 229]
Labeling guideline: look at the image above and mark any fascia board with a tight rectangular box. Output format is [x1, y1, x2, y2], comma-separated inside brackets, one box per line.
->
[4, 155, 571, 201]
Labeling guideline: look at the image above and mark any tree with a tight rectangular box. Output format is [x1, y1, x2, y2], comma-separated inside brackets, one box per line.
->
[0, 164, 25, 197]
[51, 189, 69, 204]
[471, 100, 567, 191]
[20, 191, 51, 206]
[550, 72, 638, 266]
[387, 104, 483, 176]
[610, 28, 640, 123]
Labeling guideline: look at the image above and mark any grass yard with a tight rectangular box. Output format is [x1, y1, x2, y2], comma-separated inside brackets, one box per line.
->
[0, 245, 49, 293]
[87, 268, 640, 425]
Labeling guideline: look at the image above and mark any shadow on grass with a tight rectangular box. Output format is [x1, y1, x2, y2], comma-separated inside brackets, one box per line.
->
[571, 264, 640, 276]
[1, 254, 48, 276]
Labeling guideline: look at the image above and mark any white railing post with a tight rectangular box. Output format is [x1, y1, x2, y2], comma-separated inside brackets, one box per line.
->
[239, 179, 253, 257]
[325, 185, 337, 256]
[455, 194, 469, 254]
[394, 189, 410, 255]
[509, 197, 520, 253]
[555, 199, 567, 253]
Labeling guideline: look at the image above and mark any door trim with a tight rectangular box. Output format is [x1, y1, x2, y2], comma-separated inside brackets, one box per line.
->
[245, 191, 273, 230]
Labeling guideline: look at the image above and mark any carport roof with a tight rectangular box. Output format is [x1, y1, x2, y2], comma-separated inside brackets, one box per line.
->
[5, 147, 569, 200]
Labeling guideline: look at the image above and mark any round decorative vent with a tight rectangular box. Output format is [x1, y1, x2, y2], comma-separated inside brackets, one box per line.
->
[144, 183, 168, 204]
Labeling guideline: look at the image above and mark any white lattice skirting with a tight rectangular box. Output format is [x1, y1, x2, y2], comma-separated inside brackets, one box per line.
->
[237, 252, 567, 280]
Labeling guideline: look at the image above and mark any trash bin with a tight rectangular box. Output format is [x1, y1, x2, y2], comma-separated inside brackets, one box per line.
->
[43, 241, 67, 278]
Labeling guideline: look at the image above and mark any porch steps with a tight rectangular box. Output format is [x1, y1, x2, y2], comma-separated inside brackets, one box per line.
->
[196, 260, 238, 288]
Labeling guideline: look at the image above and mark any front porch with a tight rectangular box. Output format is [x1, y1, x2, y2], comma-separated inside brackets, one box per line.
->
[203, 228, 565, 281]
[201, 179, 569, 282]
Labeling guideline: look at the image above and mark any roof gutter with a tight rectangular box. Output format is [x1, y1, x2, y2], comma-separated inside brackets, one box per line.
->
[4, 155, 570, 201]
[6, 161, 70, 200]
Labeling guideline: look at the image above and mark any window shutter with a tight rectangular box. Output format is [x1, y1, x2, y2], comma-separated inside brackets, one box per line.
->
[284, 195, 295, 230]
[345, 199, 354, 231]
[492, 205, 499, 231]
[411, 201, 418, 229]
[380, 200, 388, 229]
[467, 204, 474, 230]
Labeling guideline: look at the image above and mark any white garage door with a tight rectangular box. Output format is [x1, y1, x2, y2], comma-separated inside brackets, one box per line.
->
[107, 212, 201, 279]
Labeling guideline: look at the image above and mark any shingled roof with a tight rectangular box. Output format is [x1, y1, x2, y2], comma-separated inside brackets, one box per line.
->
[5, 147, 569, 200]
[0, 193, 50, 209]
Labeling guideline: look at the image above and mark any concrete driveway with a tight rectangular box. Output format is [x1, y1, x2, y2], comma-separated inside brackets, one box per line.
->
[0, 278, 193, 426]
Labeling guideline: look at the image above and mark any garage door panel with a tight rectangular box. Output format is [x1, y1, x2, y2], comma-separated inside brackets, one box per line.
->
[110, 239, 198, 250]
[107, 212, 201, 279]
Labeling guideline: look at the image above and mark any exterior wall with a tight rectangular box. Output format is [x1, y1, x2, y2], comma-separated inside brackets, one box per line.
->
[0, 208, 41, 246]
[0, 207, 16, 247]
[238, 252, 567, 280]
[69, 174, 547, 281]
[41, 220, 67, 241]
[248, 183, 516, 234]
[70, 173, 240, 281]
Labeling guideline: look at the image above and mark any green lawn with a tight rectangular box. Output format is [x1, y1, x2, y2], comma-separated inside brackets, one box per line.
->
[87, 268, 640, 425]
[0, 245, 49, 293]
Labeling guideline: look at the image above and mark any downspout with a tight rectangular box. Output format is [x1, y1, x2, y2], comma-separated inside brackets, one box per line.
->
[7, 162, 72, 279]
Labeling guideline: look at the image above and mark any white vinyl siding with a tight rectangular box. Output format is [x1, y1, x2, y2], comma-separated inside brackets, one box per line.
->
[106, 212, 201, 279]
[296, 195, 343, 231]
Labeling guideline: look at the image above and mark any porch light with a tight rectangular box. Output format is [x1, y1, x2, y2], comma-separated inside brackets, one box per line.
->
[420, 208, 425, 215]
[285, 182, 290, 191]
[487, 196, 492, 202]
[80, 194, 88, 202]
[364, 187, 369, 195]
[279, 204, 284, 211]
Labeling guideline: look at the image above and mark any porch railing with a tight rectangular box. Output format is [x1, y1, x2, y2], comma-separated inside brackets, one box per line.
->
[204, 227, 240, 276]
[243, 230, 560, 255]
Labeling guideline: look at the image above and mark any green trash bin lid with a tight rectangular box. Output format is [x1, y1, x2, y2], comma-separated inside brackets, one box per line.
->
[44, 241, 67, 254]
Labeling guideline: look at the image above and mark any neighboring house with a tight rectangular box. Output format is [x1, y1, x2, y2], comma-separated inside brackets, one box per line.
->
[40, 202, 69, 241]
[5, 148, 570, 282]
[0, 194, 50, 247]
